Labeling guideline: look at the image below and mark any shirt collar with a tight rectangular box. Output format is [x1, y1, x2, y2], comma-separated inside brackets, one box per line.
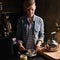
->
[27, 14, 36, 23]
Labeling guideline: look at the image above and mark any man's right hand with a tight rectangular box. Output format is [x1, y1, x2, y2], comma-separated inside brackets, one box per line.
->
[18, 42, 26, 51]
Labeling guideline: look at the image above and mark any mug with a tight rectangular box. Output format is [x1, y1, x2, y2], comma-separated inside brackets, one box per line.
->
[20, 54, 27, 60]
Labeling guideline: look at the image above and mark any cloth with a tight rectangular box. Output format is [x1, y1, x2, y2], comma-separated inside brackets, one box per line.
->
[16, 14, 44, 47]
[26, 23, 34, 49]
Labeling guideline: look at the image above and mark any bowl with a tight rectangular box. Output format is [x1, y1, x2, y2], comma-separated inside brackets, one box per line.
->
[26, 49, 37, 57]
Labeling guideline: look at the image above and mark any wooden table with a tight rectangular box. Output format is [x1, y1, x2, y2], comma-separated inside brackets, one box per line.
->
[39, 44, 60, 60]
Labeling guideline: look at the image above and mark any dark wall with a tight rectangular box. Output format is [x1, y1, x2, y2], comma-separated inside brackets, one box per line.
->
[0, 0, 60, 40]
[36, 0, 60, 41]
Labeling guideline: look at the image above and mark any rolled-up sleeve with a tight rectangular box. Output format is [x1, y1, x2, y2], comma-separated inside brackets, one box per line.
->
[38, 18, 44, 43]
[34, 16, 44, 45]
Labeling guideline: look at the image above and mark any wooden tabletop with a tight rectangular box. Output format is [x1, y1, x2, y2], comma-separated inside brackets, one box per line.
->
[39, 44, 60, 60]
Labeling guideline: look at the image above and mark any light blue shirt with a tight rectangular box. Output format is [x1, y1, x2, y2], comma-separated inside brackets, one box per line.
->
[16, 14, 44, 46]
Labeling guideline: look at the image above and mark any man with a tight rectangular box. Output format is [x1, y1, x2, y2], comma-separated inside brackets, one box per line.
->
[16, 0, 44, 53]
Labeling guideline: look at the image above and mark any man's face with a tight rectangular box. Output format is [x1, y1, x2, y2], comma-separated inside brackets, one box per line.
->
[26, 3, 36, 18]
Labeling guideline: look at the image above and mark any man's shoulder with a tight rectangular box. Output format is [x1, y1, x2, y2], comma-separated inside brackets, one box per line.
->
[18, 15, 27, 23]
[34, 15, 43, 21]
[18, 15, 26, 20]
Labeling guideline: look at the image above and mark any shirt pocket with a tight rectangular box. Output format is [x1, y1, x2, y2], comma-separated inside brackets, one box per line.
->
[34, 23, 40, 32]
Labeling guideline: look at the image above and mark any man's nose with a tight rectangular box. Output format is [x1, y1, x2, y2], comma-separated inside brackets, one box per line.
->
[29, 10, 33, 13]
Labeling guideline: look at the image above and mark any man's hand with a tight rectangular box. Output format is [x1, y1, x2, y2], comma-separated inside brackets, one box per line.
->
[18, 42, 26, 51]
[36, 46, 45, 53]
[35, 40, 45, 52]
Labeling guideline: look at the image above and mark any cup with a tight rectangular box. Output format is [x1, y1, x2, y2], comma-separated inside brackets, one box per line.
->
[20, 54, 27, 60]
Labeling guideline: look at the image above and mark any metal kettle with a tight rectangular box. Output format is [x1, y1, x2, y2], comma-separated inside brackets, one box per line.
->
[45, 39, 58, 52]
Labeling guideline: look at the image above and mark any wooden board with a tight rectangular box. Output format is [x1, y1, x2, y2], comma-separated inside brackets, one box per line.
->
[39, 44, 60, 60]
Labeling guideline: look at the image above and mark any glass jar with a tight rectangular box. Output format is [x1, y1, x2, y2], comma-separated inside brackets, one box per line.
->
[20, 54, 27, 60]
